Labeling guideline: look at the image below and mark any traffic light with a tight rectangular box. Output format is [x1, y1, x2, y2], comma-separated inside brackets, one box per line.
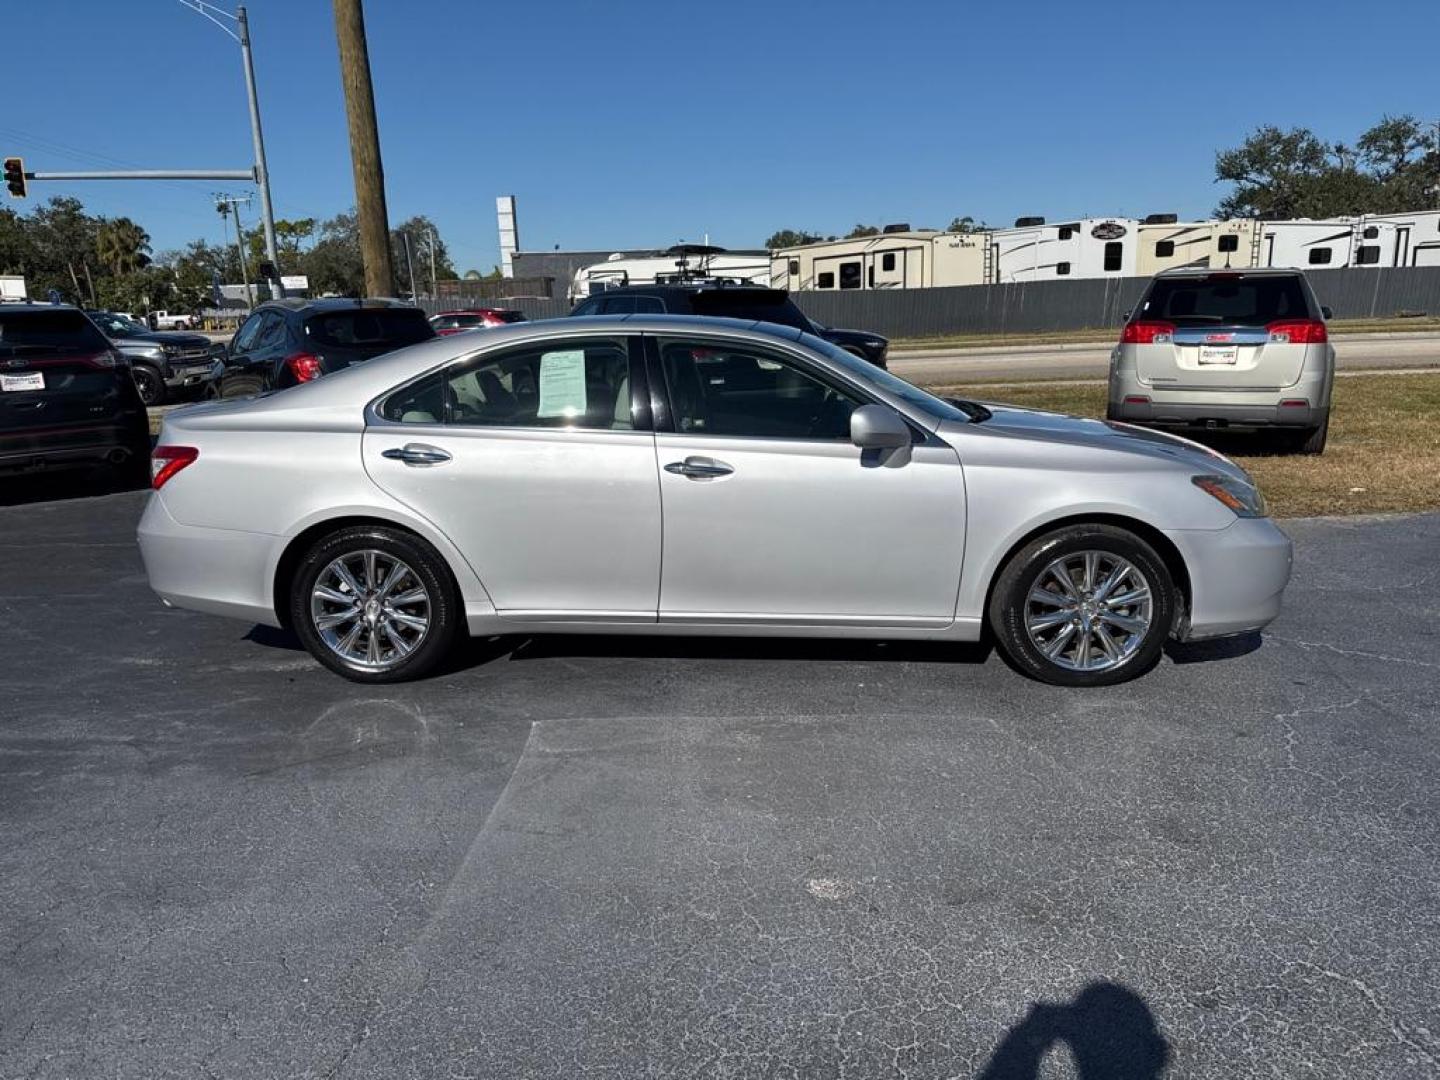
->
[3, 157, 25, 199]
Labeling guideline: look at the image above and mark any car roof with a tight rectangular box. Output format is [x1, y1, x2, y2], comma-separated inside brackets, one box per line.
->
[0, 303, 83, 314]
[582, 283, 781, 297]
[1153, 266, 1307, 279]
[257, 297, 420, 314]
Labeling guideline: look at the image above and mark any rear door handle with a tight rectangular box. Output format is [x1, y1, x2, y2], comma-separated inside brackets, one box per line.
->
[664, 456, 733, 479]
[381, 443, 452, 466]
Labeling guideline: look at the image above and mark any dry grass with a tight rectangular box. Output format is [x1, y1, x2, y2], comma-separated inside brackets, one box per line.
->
[929, 372, 1440, 518]
[891, 316, 1440, 352]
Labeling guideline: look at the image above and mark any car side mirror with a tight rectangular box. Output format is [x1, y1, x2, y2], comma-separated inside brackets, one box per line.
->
[1120, 310, 1131, 323]
[1321, 305, 1333, 320]
[850, 403, 910, 450]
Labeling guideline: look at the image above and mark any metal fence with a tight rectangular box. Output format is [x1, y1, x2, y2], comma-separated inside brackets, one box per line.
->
[788, 266, 1440, 339]
[417, 266, 1440, 339]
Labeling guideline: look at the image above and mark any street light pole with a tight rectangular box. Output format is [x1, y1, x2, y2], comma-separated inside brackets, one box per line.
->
[177, 1, 283, 297]
[236, 6, 282, 298]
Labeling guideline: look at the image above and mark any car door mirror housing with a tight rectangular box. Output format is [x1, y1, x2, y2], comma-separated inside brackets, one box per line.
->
[850, 403, 910, 450]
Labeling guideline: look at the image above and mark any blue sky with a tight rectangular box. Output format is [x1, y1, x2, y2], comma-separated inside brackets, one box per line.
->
[4, 0, 1437, 274]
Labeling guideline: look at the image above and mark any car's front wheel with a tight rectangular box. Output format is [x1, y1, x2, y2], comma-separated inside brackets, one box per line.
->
[290, 526, 461, 682]
[988, 523, 1176, 687]
[130, 363, 166, 407]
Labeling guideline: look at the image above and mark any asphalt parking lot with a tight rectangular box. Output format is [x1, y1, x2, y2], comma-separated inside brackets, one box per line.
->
[2, 490, 1438, 1079]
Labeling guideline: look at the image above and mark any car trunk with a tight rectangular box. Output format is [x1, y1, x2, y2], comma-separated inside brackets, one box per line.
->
[1134, 327, 1306, 389]
[0, 354, 141, 453]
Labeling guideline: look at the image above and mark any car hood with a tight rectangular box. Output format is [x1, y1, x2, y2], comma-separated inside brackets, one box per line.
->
[966, 401, 1253, 482]
[112, 330, 213, 349]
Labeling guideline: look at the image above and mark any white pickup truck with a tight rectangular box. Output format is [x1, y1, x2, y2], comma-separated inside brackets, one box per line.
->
[150, 310, 196, 330]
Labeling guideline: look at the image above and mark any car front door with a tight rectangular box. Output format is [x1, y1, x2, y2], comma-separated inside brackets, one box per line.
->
[362, 333, 661, 619]
[219, 312, 268, 397]
[648, 333, 966, 626]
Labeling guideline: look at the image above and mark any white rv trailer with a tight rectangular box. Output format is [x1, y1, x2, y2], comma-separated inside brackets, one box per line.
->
[1254, 219, 1363, 270]
[984, 218, 1138, 283]
[1136, 220, 1261, 275]
[1359, 210, 1440, 267]
[772, 231, 986, 291]
[570, 245, 770, 302]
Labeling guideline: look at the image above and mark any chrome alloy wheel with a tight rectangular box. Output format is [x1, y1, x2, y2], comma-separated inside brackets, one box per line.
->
[1024, 550, 1153, 673]
[309, 549, 431, 670]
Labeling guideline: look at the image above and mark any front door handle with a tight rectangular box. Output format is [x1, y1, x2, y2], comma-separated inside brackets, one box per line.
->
[381, 443, 452, 467]
[664, 456, 733, 479]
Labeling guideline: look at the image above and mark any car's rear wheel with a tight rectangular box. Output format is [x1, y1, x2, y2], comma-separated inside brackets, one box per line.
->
[290, 526, 460, 683]
[130, 363, 166, 407]
[1280, 414, 1328, 455]
[988, 523, 1175, 687]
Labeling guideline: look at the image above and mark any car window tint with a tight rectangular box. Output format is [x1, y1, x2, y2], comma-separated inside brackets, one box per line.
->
[631, 296, 665, 314]
[1138, 275, 1315, 326]
[255, 313, 287, 349]
[306, 308, 434, 347]
[232, 313, 264, 351]
[0, 309, 111, 353]
[387, 337, 634, 430]
[601, 296, 636, 315]
[659, 339, 861, 440]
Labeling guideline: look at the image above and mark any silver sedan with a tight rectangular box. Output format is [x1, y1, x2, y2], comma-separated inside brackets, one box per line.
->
[138, 315, 1293, 687]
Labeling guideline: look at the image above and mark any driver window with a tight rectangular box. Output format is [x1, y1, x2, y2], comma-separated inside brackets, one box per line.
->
[231, 313, 264, 352]
[659, 339, 862, 440]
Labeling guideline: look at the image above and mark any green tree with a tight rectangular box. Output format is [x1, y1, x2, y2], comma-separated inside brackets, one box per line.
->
[299, 209, 364, 296]
[947, 216, 990, 233]
[845, 224, 880, 239]
[95, 217, 152, 276]
[246, 217, 317, 268]
[765, 229, 828, 249]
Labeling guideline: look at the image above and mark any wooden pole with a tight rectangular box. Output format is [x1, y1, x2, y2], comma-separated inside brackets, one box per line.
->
[332, 0, 392, 297]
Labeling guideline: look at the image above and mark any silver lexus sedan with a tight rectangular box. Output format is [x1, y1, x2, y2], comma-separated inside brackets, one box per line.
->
[138, 315, 1293, 687]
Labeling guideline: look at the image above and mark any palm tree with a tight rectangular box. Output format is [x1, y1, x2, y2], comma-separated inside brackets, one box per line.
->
[96, 218, 152, 276]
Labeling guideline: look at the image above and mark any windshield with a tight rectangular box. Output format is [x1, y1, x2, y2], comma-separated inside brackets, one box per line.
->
[0, 310, 112, 355]
[91, 312, 150, 337]
[1138, 274, 1317, 327]
[798, 331, 975, 424]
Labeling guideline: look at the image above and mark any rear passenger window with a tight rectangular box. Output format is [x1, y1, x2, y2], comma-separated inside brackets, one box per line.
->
[1217, 235, 1239, 253]
[631, 296, 665, 314]
[1356, 245, 1381, 265]
[383, 338, 635, 430]
[817, 272, 835, 289]
[600, 296, 636, 314]
[1154, 241, 1175, 258]
[1308, 248, 1332, 265]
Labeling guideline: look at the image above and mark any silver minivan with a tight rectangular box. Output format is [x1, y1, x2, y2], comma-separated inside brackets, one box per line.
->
[1108, 268, 1334, 453]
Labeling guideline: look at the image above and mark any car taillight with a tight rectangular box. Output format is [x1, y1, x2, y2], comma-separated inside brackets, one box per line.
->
[1120, 320, 1175, 344]
[285, 352, 324, 382]
[1266, 319, 1327, 344]
[151, 445, 198, 490]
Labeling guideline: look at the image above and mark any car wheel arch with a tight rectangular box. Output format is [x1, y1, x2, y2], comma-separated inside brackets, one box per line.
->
[270, 512, 485, 629]
[978, 512, 1192, 634]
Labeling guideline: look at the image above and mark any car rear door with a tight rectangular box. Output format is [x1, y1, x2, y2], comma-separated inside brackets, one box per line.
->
[647, 332, 965, 625]
[362, 333, 662, 619]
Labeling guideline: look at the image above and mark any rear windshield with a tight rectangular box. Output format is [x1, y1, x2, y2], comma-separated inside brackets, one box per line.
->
[304, 308, 435, 348]
[1138, 275, 1316, 327]
[0, 310, 111, 356]
[690, 290, 813, 331]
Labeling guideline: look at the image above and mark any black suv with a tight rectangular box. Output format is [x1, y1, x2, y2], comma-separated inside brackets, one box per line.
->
[570, 284, 889, 368]
[0, 305, 150, 485]
[214, 298, 436, 398]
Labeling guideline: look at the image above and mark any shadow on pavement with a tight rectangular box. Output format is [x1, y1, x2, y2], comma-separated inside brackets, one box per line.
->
[979, 982, 1171, 1079]
[1165, 630, 1263, 665]
[0, 466, 147, 508]
[496, 634, 994, 666]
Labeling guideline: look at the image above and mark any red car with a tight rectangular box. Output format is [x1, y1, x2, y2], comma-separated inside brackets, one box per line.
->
[428, 308, 527, 336]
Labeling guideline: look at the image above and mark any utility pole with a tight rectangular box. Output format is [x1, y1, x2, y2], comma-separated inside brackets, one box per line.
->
[216, 194, 254, 307]
[427, 227, 438, 293]
[236, 6, 283, 297]
[333, 0, 393, 297]
[401, 230, 418, 301]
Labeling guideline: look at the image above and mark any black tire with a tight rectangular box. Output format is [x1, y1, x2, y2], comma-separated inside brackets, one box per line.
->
[289, 525, 461, 683]
[988, 523, 1176, 687]
[1281, 414, 1328, 455]
[131, 363, 166, 407]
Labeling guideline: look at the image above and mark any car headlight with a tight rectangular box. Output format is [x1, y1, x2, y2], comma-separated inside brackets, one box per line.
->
[1192, 474, 1267, 518]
